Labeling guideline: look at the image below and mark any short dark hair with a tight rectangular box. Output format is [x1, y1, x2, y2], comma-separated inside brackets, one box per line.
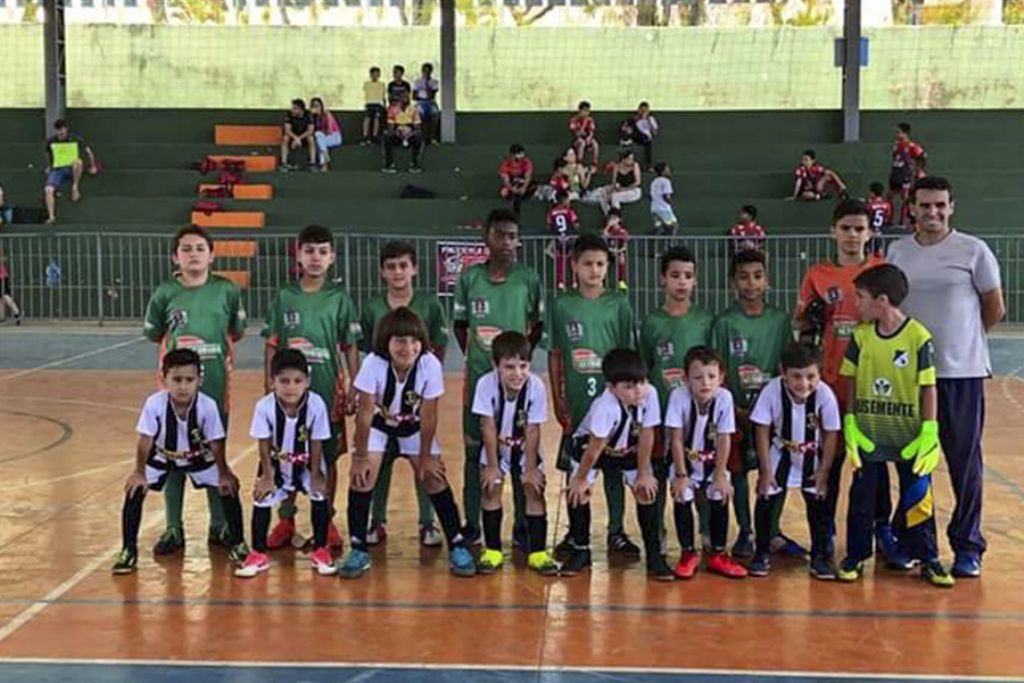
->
[911, 175, 953, 202]
[898, 122, 912, 134]
[572, 233, 610, 261]
[370, 66, 381, 74]
[660, 245, 696, 275]
[780, 342, 822, 371]
[271, 348, 309, 377]
[832, 197, 870, 224]
[654, 161, 668, 176]
[802, 149, 816, 159]
[578, 101, 591, 110]
[53, 118, 67, 130]
[854, 264, 909, 307]
[492, 331, 531, 364]
[380, 240, 417, 267]
[741, 205, 758, 219]
[553, 157, 568, 171]
[869, 182, 885, 196]
[291, 98, 306, 110]
[162, 348, 202, 376]
[509, 143, 525, 155]
[373, 306, 430, 358]
[486, 208, 519, 233]
[393, 64, 405, 73]
[683, 345, 723, 375]
[602, 348, 647, 384]
[298, 224, 333, 247]
[618, 149, 634, 161]
[173, 225, 213, 253]
[731, 249, 766, 277]
[421, 62, 433, 71]
[638, 101, 650, 109]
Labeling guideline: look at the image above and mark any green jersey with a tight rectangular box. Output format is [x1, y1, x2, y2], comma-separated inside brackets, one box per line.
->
[840, 318, 936, 462]
[543, 290, 635, 429]
[143, 274, 247, 414]
[710, 304, 792, 412]
[359, 291, 449, 355]
[262, 282, 361, 421]
[638, 305, 714, 408]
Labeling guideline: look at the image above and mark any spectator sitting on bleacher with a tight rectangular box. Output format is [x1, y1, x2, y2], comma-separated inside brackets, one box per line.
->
[789, 149, 847, 201]
[535, 157, 571, 203]
[382, 99, 423, 174]
[413, 63, 440, 144]
[598, 150, 642, 215]
[44, 118, 98, 225]
[563, 147, 593, 199]
[280, 98, 316, 172]
[569, 101, 600, 168]
[388, 65, 412, 106]
[0, 184, 13, 226]
[729, 204, 766, 252]
[363, 66, 387, 145]
[498, 144, 535, 212]
[619, 101, 659, 170]
[310, 97, 342, 172]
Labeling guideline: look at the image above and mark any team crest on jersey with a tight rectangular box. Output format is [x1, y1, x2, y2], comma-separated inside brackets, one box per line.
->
[893, 350, 909, 368]
[825, 286, 843, 304]
[404, 390, 423, 413]
[168, 308, 188, 330]
[471, 298, 490, 318]
[730, 336, 749, 356]
[807, 412, 818, 432]
[566, 321, 584, 343]
[873, 377, 893, 397]
[283, 309, 301, 329]
[296, 424, 310, 445]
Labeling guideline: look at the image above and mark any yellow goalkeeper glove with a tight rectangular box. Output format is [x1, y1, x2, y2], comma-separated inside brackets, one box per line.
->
[901, 419, 940, 476]
[843, 414, 875, 471]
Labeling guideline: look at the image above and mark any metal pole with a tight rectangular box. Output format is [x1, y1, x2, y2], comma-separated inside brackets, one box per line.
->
[841, 0, 862, 142]
[439, 0, 457, 143]
[43, 0, 67, 131]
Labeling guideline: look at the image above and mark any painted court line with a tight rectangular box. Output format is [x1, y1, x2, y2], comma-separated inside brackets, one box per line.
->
[0, 336, 145, 383]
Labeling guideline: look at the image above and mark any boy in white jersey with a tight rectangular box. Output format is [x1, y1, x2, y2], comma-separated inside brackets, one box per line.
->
[112, 349, 246, 575]
[236, 349, 335, 578]
[475, 331, 559, 576]
[563, 348, 674, 581]
[748, 343, 840, 580]
[666, 346, 748, 580]
[338, 307, 477, 579]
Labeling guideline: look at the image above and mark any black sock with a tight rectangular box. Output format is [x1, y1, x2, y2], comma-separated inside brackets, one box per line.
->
[636, 502, 662, 562]
[311, 499, 330, 550]
[429, 486, 465, 549]
[754, 496, 774, 556]
[568, 503, 591, 549]
[709, 499, 729, 553]
[219, 493, 244, 547]
[674, 500, 695, 551]
[527, 514, 547, 554]
[252, 506, 271, 553]
[804, 491, 830, 558]
[348, 489, 373, 551]
[121, 489, 146, 554]
[482, 508, 503, 551]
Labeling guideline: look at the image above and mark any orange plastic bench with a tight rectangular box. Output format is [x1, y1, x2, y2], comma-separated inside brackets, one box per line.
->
[198, 183, 274, 200]
[208, 155, 277, 173]
[191, 211, 265, 229]
[215, 270, 251, 289]
[215, 125, 282, 146]
[212, 240, 258, 258]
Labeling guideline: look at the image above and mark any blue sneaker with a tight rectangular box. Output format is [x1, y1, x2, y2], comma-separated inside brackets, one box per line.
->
[450, 546, 477, 577]
[952, 553, 981, 578]
[748, 553, 771, 577]
[337, 549, 372, 579]
[770, 534, 808, 558]
[875, 525, 914, 570]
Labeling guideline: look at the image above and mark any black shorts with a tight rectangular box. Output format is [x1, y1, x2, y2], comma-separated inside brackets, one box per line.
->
[365, 104, 385, 122]
[888, 168, 911, 194]
[0, 278, 9, 298]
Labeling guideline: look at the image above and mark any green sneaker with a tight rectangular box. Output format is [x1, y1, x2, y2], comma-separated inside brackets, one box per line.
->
[922, 560, 956, 588]
[228, 541, 250, 565]
[836, 559, 863, 583]
[527, 550, 560, 576]
[112, 549, 138, 575]
[152, 528, 185, 556]
[476, 548, 504, 575]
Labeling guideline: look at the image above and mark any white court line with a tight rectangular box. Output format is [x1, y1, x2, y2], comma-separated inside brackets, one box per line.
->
[0, 336, 146, 383]
[0, 658, 1018, 681]
[0, 462, 124, 492]
[0, 443, 258, 645]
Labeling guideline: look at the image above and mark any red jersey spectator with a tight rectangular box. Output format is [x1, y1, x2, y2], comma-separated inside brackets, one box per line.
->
[603, 208, 629, 290]
[889, 122, 926, 201]
[546, 190, 579, 290]
[498, 143, 535, 211]
[790, 149, 847, 201]
[868, 182, 894, 231]
[730, 204, 766, 252]
[569, 101, 599, 167]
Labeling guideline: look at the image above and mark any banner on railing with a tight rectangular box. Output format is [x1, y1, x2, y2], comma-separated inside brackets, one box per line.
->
[436, 241, 489, 295]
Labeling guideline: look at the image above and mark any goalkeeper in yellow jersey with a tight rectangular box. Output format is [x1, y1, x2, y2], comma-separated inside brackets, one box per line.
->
[837, 264, 954, 588]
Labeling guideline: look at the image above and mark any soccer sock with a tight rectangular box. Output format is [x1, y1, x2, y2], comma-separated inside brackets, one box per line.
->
[510, 466, 527, 541]
[162, 470, 185, 532]
[429, 486, 465, 549]
[709, 499, 729, 553]
[277, 498, 297, 522]
[603, 473, 626, 537]
[804, 492, 830, 558]
[754, 495, 775, 556]
[219, 493, 244, 547]
[205, 487, 227, 536]
[527, 514, 547, 554]
[568, 502, 591, 549]
[347, 489, 373, 552]
[482, 508, 503, 552]
[122, 489, 146, 554]
[414, 479, 435, 527]
[370, 451, 396, 526]
[673, 501, 695, 551]
[771, 487, 788, 538]
[732, 470, 752, 537]
[462, 446, 482, 533]
[653, 463, 668, 539]
[252, 506, 271, 553]
[636, 502, 662, 561]
[311, 499, 330, 550]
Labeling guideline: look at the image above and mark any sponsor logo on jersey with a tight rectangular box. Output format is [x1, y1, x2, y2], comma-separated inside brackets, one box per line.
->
[287, 337, 330, 364]
[471, 298, 490, 318]
[855, 397, 915, 418]
[730, 336, 749, 356]
[832, 316, 856, 340]
[476, 325, 502, 351]
[571, 349, 603, 374]
[566, 320, 584, 343]
[873, 377, 893, 397]
[168, 308, 188, 330]
[825, 286, 843, 304]
[284, 309, 301, 329]
[737, 364, 765, 390]
[175, 335, 222, 360]
[893, 349, 909, 368]
[662, 367, 685, 390]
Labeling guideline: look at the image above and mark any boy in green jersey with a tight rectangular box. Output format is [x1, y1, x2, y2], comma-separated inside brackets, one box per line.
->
[709, 249, 793, 559]
[838, 264, 954, 588]
[547, 234, 638, 556]
[360, 240, 449, 547]
[453, 209, 544, 544]
[262, 225, 362, 551]
[142, 226, 247, 555]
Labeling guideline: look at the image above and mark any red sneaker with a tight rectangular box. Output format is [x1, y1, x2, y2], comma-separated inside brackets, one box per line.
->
[707, 552, 748, 579]
[266, 518, 295, 551]
[309, 546, 336, 576]
[327, 522, 345, 551]
[234, 551, 270, 578]
[674, 551, 700, 580]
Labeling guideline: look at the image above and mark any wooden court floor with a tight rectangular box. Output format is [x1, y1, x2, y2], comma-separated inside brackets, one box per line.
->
[0, 334, 1022, 682]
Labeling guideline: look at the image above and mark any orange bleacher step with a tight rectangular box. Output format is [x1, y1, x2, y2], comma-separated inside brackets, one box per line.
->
[213, 240, 258, 258]
[199, 183, 274, 200]
[215, 270, 251, 289]
[208, 155, 277, 173]
[191, 211, 265, 229]
[215, 125, 282, 146]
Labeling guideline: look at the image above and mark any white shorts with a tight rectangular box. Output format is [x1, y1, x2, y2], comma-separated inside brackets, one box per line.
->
[368, 426, 441, 458]
[764, 447, 820, 497]
[254, 459, 326, 508]
[571, 457, 638, 488]
[652, 207, 678, 226]
[145, 455, 220, 491]
[479, 446, 544, 476]
[669, 463, 729, 503]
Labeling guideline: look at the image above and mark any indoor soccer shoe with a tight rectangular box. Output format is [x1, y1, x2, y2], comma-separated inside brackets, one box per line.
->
[561, 548, 592, 577]
[527, 551, 560, 576]
[837, 559, 863, 582]
[152, 528, 184, 556]
[366, 522, 388, 546]
[809, 555, 837, 581]
[460, 524, 482, 547]
[476, 548, 504, 575]
[338, 549, 372, 579]
[952, 553, 982, 578]
[309, 547, 337, 576]
[553, 533, 574, 561]
[449, 547, 477, 577]
[646, 555, 676, 582]
[228, 541, 250, 565]
[419, 522, 444, 548]
[327, 522, 345, 551]
[608, 532, 641, 557]
[747, 553, 772, 578]
[731, 534, 755, 560]
[875, 525, 913, 570]
[111, 549, 138, 575]
[266, 519, 296, 550]
[234, 551, 270, 578]
[707, 552, 748, 578]
[769, 534, 808, 558]
[922, 560, 956, 588]
[673, 551, 700, 580]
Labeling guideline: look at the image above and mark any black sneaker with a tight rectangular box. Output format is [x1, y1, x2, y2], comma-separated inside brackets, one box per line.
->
[731, 534, 755, 560]
[608, 532, 641, 557]
[561, 548, 592, 577]
[553, 533, 574, 561]
[152, 528, 184, 556]
[809, 555, 837, 581]
[646, 555, 676, 582]
[111, 548, 138, 575]
[748, 552, 771, 577]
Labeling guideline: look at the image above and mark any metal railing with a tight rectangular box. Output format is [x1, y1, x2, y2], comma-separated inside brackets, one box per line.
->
[0, 232, 1020, 323]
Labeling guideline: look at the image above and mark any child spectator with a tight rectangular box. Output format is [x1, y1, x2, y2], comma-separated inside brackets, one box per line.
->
[563, 148, 593, 199]
[619, 101, 659, 170]
[649, 162, 678, 236]
[44, 119, 98, 225]
[362, 67, 386, 145]
[387, 64, 411, 106]
[498, 144, 535, 212]
[730, 205, 766, 252]
[382, 99, 423, 174]
[413, 63, 440, 144]
[569, 101, 600, 168]
[310, 97, 341, 172]
[790, 150, 847, 201]
[889, 122, 926, 221]
[0, 247, 21, 325]
[603, 209, 629, 291]
[280, 99, 316, 172]
[0, 184, 13, 225]
[598, 150, 642, 215]
[546, 191, 579, 291]
[868, 182, 895, 255]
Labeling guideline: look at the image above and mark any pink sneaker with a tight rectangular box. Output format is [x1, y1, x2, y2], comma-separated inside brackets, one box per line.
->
[234, 551, 270, 578]
[309, 546, 336, 576]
